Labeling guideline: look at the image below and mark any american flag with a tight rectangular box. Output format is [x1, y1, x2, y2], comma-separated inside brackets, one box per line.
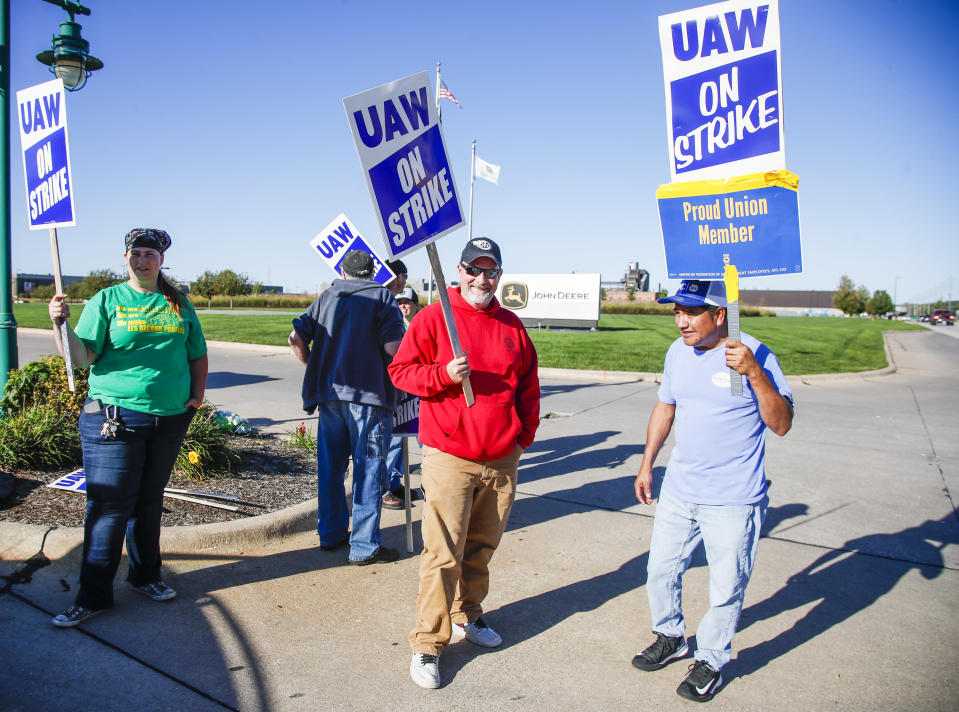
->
[438, 80, 462, 109]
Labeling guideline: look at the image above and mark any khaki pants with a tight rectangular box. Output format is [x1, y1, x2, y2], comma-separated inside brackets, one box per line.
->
[409, 444, 521, 655]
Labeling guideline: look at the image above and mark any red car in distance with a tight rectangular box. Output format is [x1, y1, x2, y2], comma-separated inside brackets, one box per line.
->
[930, 308, 955, 326]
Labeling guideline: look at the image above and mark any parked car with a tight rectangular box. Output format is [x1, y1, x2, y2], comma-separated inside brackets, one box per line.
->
[930, 309, 955, 326]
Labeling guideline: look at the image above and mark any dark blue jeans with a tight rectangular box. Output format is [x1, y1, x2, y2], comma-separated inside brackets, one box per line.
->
[314, 400, 392, 561]
[76, 402, 195, 609]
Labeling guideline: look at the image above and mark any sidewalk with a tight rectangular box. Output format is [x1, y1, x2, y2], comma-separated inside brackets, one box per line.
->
[2, 330, 957, 710]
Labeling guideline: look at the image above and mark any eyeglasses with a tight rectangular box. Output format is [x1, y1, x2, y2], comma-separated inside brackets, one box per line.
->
[460, 263, 502, 279]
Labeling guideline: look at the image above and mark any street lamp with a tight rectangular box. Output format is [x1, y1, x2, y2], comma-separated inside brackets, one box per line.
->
[0, 0, 102, 397]
[35, 1, 103, 91]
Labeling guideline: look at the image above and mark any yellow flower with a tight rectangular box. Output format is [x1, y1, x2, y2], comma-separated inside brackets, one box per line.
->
[188, 451, 200, 464]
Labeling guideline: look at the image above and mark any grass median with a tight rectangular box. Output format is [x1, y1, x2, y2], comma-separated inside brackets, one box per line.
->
[14, 303, 925, 375]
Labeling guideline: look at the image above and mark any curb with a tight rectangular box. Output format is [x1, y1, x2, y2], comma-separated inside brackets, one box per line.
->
[0, 500, 318, 564]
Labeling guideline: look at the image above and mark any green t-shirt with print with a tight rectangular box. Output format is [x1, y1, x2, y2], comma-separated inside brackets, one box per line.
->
[75, 282, 207, 415]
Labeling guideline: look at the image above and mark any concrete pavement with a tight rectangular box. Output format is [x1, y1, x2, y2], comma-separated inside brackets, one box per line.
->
[2, 328, 957, 710]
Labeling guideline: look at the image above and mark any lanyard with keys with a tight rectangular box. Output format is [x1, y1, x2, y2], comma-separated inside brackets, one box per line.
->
[100, 405, 123, 439]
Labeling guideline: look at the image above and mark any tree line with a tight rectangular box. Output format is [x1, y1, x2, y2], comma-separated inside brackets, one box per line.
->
[832, 274, 894, 316]
[27, 269, 264, 308]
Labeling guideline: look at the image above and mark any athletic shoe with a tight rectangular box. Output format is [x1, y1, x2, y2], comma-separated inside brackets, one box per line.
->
[52, 605, 103, 628]
[129, 580, 177, 601]
[410, 653, 441, 689]
[677, 660, 723, 702]
[349, 546, 399, 566]
[381, 492, 404, 510]
[632, 632, 689, 671]
[451, 616, 502, 647]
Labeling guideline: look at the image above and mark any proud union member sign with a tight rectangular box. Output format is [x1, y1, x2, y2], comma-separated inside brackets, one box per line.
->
[344, 72, 464, 260]
[659, 0, 785, 181]
[657, 171, 801, 279]
[16, 79, 76, 229]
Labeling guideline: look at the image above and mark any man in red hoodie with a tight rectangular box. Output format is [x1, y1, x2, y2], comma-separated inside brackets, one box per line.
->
[389, 237, 540, 689]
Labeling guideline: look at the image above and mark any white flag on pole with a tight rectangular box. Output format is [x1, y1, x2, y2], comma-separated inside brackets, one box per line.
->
[474, 156, 500, 185]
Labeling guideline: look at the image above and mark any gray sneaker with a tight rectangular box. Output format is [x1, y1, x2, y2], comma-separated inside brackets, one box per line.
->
[129, 580, 177, 601]
[52, 605, 103, 628]
[410, 653, 441, 689]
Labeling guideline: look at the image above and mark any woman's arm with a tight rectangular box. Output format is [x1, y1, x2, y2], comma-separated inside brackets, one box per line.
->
[185, 354, 209, 409]
[48, 295, 99, 367]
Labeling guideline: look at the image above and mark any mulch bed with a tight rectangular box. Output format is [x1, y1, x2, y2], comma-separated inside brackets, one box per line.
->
[0, 434, 317, 528]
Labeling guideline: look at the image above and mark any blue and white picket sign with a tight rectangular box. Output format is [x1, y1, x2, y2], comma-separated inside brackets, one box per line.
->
[46, 469, 86, 492]
[393, 391, 419, 437]
[343, 72, 464, 261]
[658, 0, 785, 182]
[16, 79, 76, 229]
[309, 213, 396, 287]
[657, 170, 802, 279]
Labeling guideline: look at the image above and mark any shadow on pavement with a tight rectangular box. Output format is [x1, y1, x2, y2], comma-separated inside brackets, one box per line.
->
[206, 372, 280, 389]
[733, 513, 958, 680]
[520, 431, 641, 485]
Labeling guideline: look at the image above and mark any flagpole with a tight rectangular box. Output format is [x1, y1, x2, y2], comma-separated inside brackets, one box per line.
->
[468, 139, 476, 241]
[429, 60, 441, 304]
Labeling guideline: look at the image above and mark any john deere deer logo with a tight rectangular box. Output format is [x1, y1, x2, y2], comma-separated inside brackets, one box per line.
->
[500, 282, 528, 310]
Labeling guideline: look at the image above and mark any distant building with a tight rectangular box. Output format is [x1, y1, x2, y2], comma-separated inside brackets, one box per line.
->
[16, 273, 84, 295]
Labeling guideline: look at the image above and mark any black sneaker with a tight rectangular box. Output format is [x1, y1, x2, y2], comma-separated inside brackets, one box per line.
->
[632, 632, 689, 671]
[677, 660, 723, 702]
[52, 604, 103, 628]
[320, 536, 349, 551]
[128, 580, 176, 601]
[349, 546, 399, 566]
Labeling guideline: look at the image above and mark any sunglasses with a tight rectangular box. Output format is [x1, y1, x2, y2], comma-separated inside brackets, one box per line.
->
[460, 263, 502, 279]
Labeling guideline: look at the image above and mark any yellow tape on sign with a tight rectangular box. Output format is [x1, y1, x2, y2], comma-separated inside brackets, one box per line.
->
[723, 264, 739, 303]
[656, 170, 799, 199]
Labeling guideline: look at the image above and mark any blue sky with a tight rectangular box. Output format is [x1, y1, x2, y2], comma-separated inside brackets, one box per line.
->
[9, 0, 958, 304]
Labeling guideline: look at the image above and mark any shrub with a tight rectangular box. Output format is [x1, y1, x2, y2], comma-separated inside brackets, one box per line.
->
[0, 403, 81, 470]
[1, 358, 237, 480]
[174, 404, 240, 483]
[0, 354, 89, 417]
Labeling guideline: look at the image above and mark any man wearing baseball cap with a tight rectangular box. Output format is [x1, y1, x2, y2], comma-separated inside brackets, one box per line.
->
[389, 237, 540, 689]
[289, 250, 405, 565]
[630, 280, 794, 702]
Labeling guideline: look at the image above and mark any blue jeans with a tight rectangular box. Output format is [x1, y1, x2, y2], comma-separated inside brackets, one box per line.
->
[76, 403, 196, 610]
[646, 491, 767, 671]
[386, 436, 403, 493]
[314, 400, 392, 561]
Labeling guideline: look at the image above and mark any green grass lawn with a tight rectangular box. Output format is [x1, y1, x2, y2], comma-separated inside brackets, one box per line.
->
[15, 303, 925, 374]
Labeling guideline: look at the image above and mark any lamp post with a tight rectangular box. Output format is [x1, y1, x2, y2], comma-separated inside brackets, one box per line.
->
[0, 0, 101, 396]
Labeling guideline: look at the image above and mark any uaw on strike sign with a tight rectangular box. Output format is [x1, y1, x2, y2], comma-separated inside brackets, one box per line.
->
[656, 0, 801, 280]
[344, 72, 464, 260]
[17, 79, 76, 229]
[659, 0, 785, 182]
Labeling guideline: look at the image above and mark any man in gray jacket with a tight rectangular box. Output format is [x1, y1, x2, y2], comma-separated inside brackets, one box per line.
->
[289, 250, 405, 564]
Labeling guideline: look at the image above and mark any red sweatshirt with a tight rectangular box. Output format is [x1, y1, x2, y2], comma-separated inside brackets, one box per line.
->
[388, 287, 540, 461]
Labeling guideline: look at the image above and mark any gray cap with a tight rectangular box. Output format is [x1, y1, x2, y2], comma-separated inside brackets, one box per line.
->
[396, 287, 418, 303]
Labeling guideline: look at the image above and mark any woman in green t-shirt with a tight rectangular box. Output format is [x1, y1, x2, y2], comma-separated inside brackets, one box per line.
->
[47, 228, 208, 628]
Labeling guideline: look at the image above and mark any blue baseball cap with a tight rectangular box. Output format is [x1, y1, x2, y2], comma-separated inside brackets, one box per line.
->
[657, 280, 727, 308]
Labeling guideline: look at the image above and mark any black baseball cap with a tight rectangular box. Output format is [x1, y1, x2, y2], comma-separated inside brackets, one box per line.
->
[341, 250, 374, 278]
[460, 237, 502, 267]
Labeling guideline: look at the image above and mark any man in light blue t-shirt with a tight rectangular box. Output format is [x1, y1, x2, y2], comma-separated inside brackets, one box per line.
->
[630, 280, 794, 703]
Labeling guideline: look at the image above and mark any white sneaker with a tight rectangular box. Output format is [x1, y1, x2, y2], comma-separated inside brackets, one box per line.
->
[451, 616, 502, 647]
[410, 653, 441, 689]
